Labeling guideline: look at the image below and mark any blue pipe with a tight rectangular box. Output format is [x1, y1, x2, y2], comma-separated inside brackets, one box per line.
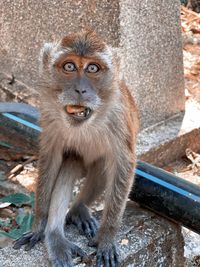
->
[2, 112, 42, 132]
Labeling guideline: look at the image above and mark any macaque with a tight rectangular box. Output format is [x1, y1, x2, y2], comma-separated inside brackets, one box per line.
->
[13, 29, 139, 267]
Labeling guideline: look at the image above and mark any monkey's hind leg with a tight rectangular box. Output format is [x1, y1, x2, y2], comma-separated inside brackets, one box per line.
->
[66, 159, 106, 239]
[45, 158, 87, 267]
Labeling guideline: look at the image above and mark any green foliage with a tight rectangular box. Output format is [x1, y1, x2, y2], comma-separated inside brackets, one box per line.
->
[0, 171, 6, 181]
[0, 192, 35, 239]
[0, 192, 35, 208]
[180, 0, 188, 5]
[0, 219, 11, 227]
[0, 212, 33, 239]
[0, 140, 13, 149]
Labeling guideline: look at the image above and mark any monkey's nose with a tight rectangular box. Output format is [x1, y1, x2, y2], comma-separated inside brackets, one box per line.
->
[75, 89, 87, 95]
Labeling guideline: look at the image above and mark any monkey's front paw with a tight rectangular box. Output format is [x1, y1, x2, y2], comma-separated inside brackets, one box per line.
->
[13, 231, 44, 250]
[95, 243, 119, 267]
[66, 203, 98, 239]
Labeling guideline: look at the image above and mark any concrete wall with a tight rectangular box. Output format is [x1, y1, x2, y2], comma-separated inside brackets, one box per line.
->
[0, 0, 185, 129]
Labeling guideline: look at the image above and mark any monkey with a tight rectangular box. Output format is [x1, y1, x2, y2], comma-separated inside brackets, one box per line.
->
[13, 29, 139, 267]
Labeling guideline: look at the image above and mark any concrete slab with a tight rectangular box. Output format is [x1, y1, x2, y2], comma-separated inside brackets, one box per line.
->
[0, 202, 185, 267]
[137, 99, 200, 166]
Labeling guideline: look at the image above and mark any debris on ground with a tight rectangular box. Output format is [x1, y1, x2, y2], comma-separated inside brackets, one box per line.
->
[181, 6, 200, 104]
[187, 0, 200, 13]
[192, 255, 200, 267]
[181, 5, 200, 34]
[184, 148, 200, 174]
[164, 149, 200, 185]
[0, 192, 34, 248]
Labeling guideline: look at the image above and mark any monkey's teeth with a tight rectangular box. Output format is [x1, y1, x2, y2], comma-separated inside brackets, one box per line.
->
[69, 108, 92, 119]
[76, 112, 85, 116]
[85, 109, 90, 116]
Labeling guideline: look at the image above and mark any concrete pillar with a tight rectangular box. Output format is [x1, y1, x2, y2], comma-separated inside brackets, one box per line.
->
[0, 0, 184, 129]
[119, 0, 185, 128]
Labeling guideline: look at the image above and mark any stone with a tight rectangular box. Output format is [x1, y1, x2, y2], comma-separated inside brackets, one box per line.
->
[0, 0, 185, 129]
[137, 99, 200, 166]
[0, 202, 185, 267]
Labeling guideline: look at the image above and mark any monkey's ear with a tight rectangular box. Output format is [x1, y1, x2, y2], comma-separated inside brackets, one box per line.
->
[39, 43, 54, 73]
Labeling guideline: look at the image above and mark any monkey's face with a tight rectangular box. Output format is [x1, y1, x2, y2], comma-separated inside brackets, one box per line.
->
[40, 30, 115, 122]
[54, 53, 112, 121]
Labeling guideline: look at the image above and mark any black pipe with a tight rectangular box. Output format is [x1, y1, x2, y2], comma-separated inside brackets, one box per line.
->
[1, 103, 200, 234]
[130, 161, 200, 234]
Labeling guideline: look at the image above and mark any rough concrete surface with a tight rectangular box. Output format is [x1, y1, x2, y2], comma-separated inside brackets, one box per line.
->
[119, 0, 185, 129]
[137, 99, 200, 166]
[0, 0, 120, 87]
[0, 72, 39, 107]
[0, 0, 185, 129]
[0, 202, 185, 267]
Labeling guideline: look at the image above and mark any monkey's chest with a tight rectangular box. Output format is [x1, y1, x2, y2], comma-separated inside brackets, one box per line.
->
[64, 127, 113, 165]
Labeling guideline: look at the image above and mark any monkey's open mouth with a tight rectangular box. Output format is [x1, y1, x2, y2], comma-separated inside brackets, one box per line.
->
[65, 105, 92, 120]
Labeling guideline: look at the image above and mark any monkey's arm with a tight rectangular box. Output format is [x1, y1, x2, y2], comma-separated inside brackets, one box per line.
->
[13, 130, 64, 250]
[66, 158, 107, 238]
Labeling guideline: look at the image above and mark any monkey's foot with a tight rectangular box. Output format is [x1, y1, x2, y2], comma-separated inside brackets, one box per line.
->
[95, 244, 119, 267]
[88, 239, 119, 267]
[13, 231, 44, 250]
[66, 203, 98, 239]
[49, 239, 88, 267]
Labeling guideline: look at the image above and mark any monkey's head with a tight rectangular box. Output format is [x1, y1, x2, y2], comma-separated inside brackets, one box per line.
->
[39, 29, 117, 122]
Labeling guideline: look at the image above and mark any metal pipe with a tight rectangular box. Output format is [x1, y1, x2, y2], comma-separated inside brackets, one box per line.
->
[1, 103, 200, 234]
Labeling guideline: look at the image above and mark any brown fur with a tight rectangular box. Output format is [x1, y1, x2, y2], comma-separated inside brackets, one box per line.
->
[61, 29, 106, 55]
[14, 29, 139, 267]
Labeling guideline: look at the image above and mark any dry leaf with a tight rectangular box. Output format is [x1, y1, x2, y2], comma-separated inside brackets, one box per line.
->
[121, 239, 129, 246]
[0, 202, 11, 209]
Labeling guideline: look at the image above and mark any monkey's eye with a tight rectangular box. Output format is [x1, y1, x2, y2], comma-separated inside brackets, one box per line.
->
[86, 64, 99, 73]
[63, 62, 76, 72]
